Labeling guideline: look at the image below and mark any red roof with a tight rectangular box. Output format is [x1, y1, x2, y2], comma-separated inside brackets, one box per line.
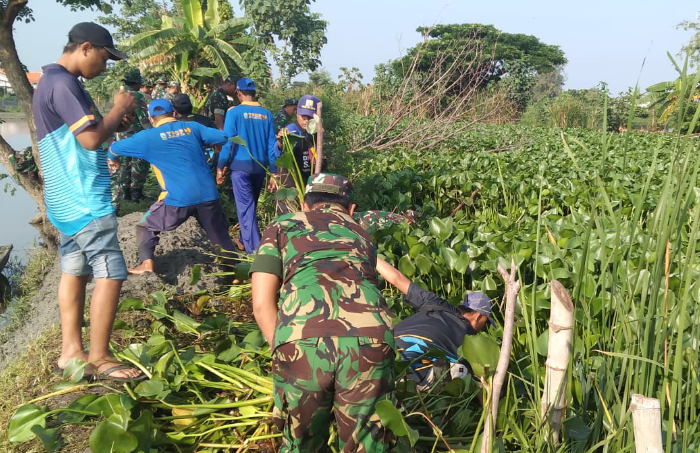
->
[0, 68, 42, 84]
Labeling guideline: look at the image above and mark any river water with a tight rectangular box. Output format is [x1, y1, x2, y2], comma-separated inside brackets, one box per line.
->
[0, 118, 39, 264]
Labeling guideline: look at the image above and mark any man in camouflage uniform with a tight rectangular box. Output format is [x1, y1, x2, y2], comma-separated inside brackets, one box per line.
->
[151, 77, 167, 100]
[251, 173, 394, 453]
[140, 79, 154, 98]
[273, 97, 298, 132]
[207, 75, 237, 130]
[166, 81, 180, 101]
[111, 69, 152, 206]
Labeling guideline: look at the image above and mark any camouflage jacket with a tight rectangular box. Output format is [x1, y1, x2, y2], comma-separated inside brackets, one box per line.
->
[117, 86, 150, 139]
[273, 109, 293, 132]
[251, 204, 394, 350]
[151, 87, 167, 100]
[207, 88, 230, 120]
[353, 210, 417, 234]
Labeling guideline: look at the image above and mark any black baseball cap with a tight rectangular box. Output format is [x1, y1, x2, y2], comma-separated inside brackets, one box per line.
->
[172, 93, 193, 113]
[68, 22, 127, 60]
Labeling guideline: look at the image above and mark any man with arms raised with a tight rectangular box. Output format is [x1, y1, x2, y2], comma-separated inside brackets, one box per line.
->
[33, 22, 142, 381]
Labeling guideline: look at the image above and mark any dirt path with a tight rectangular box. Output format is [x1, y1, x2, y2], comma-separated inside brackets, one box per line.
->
[0, 212, 230, 370]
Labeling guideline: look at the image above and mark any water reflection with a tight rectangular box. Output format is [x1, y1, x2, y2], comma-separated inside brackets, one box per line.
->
[0, 118, 39, 264]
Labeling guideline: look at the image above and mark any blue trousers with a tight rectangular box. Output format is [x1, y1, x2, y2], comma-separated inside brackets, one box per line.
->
[230, 171, 265, 253]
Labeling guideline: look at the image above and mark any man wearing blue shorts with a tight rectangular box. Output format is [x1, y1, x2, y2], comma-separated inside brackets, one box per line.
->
[215, 78, 277, 253]
[34, 22, 143, 381]
[109, 99, 239, 275]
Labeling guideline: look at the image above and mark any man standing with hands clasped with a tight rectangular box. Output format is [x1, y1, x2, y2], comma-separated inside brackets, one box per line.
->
[251, 173, 395, 453]
[33, 22, 143, 382]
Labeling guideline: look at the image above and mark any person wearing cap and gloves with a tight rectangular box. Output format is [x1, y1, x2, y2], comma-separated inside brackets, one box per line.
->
[251, 173, 395, 453]
[165, 80, 180, 101]
[207, 75, 238, 130]
[216, 78, 277, 254]
[376, 258, 494, 390]
[273, 97, 298, 132]
[111, 69, 152, 207]
[108, 99, 239, 275]
[33, 22, 145, 382]
[272, 95, 323, 215]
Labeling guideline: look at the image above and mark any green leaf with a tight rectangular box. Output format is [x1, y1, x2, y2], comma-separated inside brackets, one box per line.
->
[62, 357, 87, 383]
[118, 298, 145, 312]
[203, 0, 220, 29]
[415, 254, 432, 275]
[58, 394, 99, 424]
[89, 420, 138, 453]
[128, 411, 153, 453]
[439, 247, 458, 270]
[273, 151, 297, 170]
[190, 264, 202, 285]
[461, 333, 500, 378]
[482, 275, 498, 292]
[230, 135, 247, 146]
[134, 379, 165, 398]
[375, 400, 419, 446]
[429, 217, 453, 241]
[30, 426, 62, 452]
[536, 330, 549, 356]
[398, 255, 416, 278]
[275, 187, 298, 200]
[181, 0, 204, 28]
[307, 118, 318, 135]
[9, 404, 49, 443]
[149, 290, 167, 306]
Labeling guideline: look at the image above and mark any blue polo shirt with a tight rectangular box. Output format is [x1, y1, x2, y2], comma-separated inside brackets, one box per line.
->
[217, 102, 277, 174]
[33, 63, 113, 236]
[109, 118, 227, 207]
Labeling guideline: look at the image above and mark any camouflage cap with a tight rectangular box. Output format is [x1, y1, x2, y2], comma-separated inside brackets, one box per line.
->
[144, 79, 154, 87]
[305, 173, 354, 201]
[156, 77, 167, 84]
[169, 80, 181, 87]
[123, 69, 142, 83]
[283, 97, 298, 107]
[223, 75, 237, 84]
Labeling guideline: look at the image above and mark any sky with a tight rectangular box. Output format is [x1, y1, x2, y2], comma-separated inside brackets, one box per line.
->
[11, 0, 699, 94]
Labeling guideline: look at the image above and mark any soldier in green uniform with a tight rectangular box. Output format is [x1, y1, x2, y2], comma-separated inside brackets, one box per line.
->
[353, 209, 417, 234]
[273, 97, 298, 132]
[151, 77, 167, 100]
[140, 79, 153, 98]
[207, 75, 237, 130]
[111, 69, 152, 207]
[166, 80, 180, 101]
[251, 173, 394, 453]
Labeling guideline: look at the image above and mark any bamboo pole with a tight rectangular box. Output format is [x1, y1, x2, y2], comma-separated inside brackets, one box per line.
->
[481, 258, 520, 453]
[541, 279, 574, 445]
[630, 394, 663, 453]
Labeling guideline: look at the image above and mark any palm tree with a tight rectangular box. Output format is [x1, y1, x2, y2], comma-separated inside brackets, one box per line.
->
[124, 0, 262, 99]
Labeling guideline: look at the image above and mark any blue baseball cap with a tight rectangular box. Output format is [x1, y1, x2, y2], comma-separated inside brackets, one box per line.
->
[297, 95, 320, 117]
[236, 77, 256, 91]
[148, 99, 174, 116]
[463, 292, 495, 325]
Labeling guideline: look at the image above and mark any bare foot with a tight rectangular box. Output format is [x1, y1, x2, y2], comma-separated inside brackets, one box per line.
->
[128, 259, 154, 275]
[57, 351, 89, 370]
[89, 357, 144, 380]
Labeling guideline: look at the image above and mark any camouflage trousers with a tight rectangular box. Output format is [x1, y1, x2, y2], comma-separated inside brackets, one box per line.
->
[10, 147, 38, 176]
[272, 337, 395, 453]
[111, 156, 150, 203]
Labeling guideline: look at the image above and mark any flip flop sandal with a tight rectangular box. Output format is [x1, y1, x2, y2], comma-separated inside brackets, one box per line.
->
[94, 364, 148, 383]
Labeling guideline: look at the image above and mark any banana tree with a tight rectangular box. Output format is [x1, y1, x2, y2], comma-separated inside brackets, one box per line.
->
[123, 0, 263, 103]
[645, 54, 700, 130]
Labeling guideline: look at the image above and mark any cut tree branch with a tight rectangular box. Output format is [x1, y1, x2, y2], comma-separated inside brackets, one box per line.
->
[481, 258, 520, 453]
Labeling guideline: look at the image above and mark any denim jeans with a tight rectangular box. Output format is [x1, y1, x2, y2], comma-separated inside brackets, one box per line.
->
[58, 213, 127, 280]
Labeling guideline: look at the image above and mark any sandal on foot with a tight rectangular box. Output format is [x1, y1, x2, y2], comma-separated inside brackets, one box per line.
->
[94, 364, 147, 383]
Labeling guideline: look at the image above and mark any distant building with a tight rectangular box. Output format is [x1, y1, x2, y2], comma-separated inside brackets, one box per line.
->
[0, 68, 42, 95]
